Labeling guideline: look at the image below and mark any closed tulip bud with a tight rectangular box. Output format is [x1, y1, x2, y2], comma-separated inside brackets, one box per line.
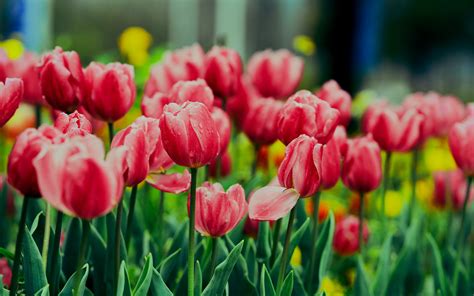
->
[321, 135, 341, 190]
[34, 135, 127, 219]
[54, 111, 92, 136]
[38, 47, 85, 112]
[204, 46, 242, 98]
[160, 101, 220, 168]
[141, 92, 171, 119]
[342, 135, 382, 193]
[435, 95, 466, 137]
[333, 216, 369, 256]
[0, 78, 23, 127]
[361, 100, 390, 134]
[144, 44, 205, 96]
[211, 107, 231, 154]
[0, 258, 11, 288]
[433, 170, 474, 210]
[448, 118, 474, 176]
[169, 79, 214, 110]
[247, 49, 303, 98]
[0, 49, 13, 82]
[193, 182, 247, 237]
[402, 92, 440, 143]
[332, 125, 348, 158]
[83, 62, 136, 122]
[209, 150, 232, 178]
[242, 98, 284, 146]
[7, 126, 62, 197]
[316, 80, 352, 127]
[10, 52, 44, 105]
[226, 75, 258, 128]
[278, 90, 340, 145]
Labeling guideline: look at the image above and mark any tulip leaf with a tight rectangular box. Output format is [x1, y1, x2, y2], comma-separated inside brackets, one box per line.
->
[372, 234, 393, 295]
[31, 212, 46, 251]
[0, 247, 14, 260]
[454, 259, 469, 295]
[426, 234, 447, 296]
[158, 248, 182, 284]
[202, 241, 244, 296]
[256, 221, 272, 263]
[116, 261, 132, 296]
[278, 271, 294, 296]
[62, 218, 82, 280]
[224, 236, 258, 296]
[260, 264, 276, 296]
[89, 224, 107, 296]
[0, 182, 10, 247]
[149, 268, 173, 296]
[133, 253, 154, 296]
[195, 260, 202, 296]
[34, 285, 50, 296]
[291, 267, 307, 296]
[354, 256, 373, 296]
[23, 226, 48, 295]
[59, 264, 89, 296]
[245, 239, 258, 284]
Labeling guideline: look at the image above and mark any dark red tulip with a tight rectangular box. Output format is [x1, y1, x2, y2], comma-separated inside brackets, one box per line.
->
[211, 107, 231, 155]
[204, 46, 242, 98]
[333, 216, 369, 256]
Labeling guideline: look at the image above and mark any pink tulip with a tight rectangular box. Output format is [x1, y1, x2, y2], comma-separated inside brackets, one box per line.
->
[34, 135, 127, 219]
[242, 98, 284, 146]
[0, 78, 23, 127]
[467, 103, 474, 118]
[0, 49, 13, 82]
[9, 52, 44, 105]
[160, 101, 220, 168]
[169, 79, 214, 111]
[247, 49, 303, 98]
[333, 216, 369, 256]
[7, 126, 62, 197]
[448, 118, 474, 176]
[193, 182, 247, 237]
[248, 186, 300, 221]
[277, 90, 340, 145]
[0, 258, 11, 288]
[361, 100, 390, 134]
[38, 47, 85, 112]
[211, 107, 231, 155]
[83, 62, 136, 122]
[144, 44, 205, 96]
[316, 80, 352, 127]
[141, 92, 171, 119]
[204, 46, 242, 98]
[342, 135, 382, 193]
[54, 111, 92, 136]
[321, 135, 342, 190]
[332, 125, 348, 158]
[433, 170, 474, 210]
[434, 95, 466, 137]
[226, 75, 259, 128]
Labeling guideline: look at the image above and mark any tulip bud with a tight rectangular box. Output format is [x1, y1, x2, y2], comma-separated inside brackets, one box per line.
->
[160, 101, 220, 168]
[211, 107, 231, 155]
[83, 62, 136, 122]
[333, 216, 369, 256]
[0, 49, 12, 82]
[433, 170, 474, 210]
[0, 258, 11, 288]
[277, 90, 340, 145]
[169, 79, 214, 110]
[10, 52, 44, 105]
[193, 182, 247, 237]
[204, 46, 242, 98]
[448, 118, 474, 176]
[0, 78, 23, 127]
[332, 125, 348, 158]
[141, 92, 171, 119]
[342, 135, 382, 193]
[38, 47, 85, 112]
[316, 80, 352, 127]
[54, 111, 92, 136]
[247, 49, 303, 98]
[242, 98, 284, 146]
[226, 75, 258, 128]
[321, 135, 341, 190]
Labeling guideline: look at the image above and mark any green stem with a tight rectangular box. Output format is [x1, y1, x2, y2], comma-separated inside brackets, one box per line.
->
[381, 152, 391, 230]
[107, 122, 114, 146]
[456, 176, 472, 259]
[307, 191, 321, 292]
[73, 219, 91, 296]
[269, 219, 282, 267]
[157, 190, 165, 260]
[408, 149, 419, 223]
[276, 206, 297, 293]
[216, 156, 222, 180]
[358, 192, 365, 256]
[50, 211, 64, 296]
[35, 104, 42, 127]
[125, 185, 138, 249]
[209, 237, 218, 277]
[41, 203, 52, 270]
[251, 144, 259, 179]
[114, 197, 124, 295]
[10, 196, 30, 296]
[188, 167, 198, 296]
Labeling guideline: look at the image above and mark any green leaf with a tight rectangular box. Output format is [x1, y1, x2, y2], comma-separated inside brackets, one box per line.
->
[278, 271, 294, 296]
[195, 260, 202, 296]
[224, 236, 258, 296]
[202, 241, 244, 296]
[313, 213, 335, 291]
[34, 285, 50, 296]
[256, 221, 272, 263]
[0, 247, 14, 260]
[116, 261, 132, 296]
[245, 240, 258, 284]
[23, 226, 48, 295]
[426, 234, 447, 296]
[59, 264, 89, 296]
[454, 262, 469, 296]
[354, 256, 373, 296]
[291, 268, 307, 296]
[133, 253, 154, 296]
[62, 218, 82, 279]
[149, 268, 173, 296]
[372, 234, 392, 295]
[89, 225, 107, 296]
[260, 264, 276, 296]
[158, 248, 182, 284]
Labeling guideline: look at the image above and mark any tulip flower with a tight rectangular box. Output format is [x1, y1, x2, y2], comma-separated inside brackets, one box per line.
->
[169, 79, 214, 111]
[141, 92, 171, 119]
[211, 107, 231, 155]
[316, 80, 352, 127]
[448, 118, 474, 177]
[0, 258, 11, 288]
[144, 44, 205, 96]
[38, 47, 85, 113]
[226, 75, 258, 128]
[433, 170, 474, 210]
[54, 111, 92, 136]
[467, 103, 474, 118]
[242, 98, 284, 146]
[320, 135, 342, 190]
[0, 78, 23, 127]
[0, 49, 13, 82]
[277, 90, 340, 145]
[8, 52, 44, 105]
[83, 62, 136, 122]
[247, 49, 303, 98]
[333, 216, 369, 256]
[204, 46, 242, 98]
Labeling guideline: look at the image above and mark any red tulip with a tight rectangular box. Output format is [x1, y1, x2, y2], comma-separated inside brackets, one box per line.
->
[144, 44, 205, 96]
[247, 49, 303, 98]
[211, 107, 231, 155]
[8, 52, 44, 105]
[141, 92, 171, 119]
[321, 135, 342, 190]
[0, 78, 23, 127]
[204, 46, 242, 98]
[316, 80, 352, 127]
[83, 62, 136, 122]
[169, 79, 214, 110]
[226, 75, 259, 128]
[361, 100, 389, 134]
[333, 216, 369, 256]
[435, 95, 466, 137]
[209, 150, 232, 178]
[193, 182, 247, 237]
[448, 118, 474, 176]
[54, 111, 92, 136]
[332, 125, 348, 158]
[38, 47, 85, 112]
[0, 258, 11, 288]
[7, 126, 62, 197]
[242, 98, 284, 146]
[277, 90, 340, 145]
[433, 170, 474, 210]
[34, 135, 126, 219]
[0, 49, 15, 82]
[342, 135, 382, 193]
[467, 103, 474, 118]
[159, 101, 220, 168]
[243, 217, 260, 238]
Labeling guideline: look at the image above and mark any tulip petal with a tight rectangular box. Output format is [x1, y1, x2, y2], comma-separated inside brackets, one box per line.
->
[147, 170, 191, 194]
[248, 186, 299, 221]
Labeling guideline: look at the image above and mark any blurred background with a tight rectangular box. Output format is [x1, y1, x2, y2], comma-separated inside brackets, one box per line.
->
[1, 0, 474, 101]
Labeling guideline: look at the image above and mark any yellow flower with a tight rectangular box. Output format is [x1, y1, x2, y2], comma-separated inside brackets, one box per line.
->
[423, 138, 456, 172]
[293, 35, 316, 56]
[376, 190, 406, 218]
[0, 38, 24, 59]
[320, 276, 346, 295]
[290, 246, 302, 267]
[118, 27, 152, 66]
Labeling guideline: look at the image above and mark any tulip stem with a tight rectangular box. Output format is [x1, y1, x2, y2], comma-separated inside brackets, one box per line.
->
[408, 149, 419, 223]
[107, 122, 114, 145]
[157, 190, 165, 260]
[216, 156, 222, 180]
[381, 152, 391, 230]
[114, 197, 124, 295]
[269, 219, 282, 267]
[358, 192, 365, 256]
[188, 167, 198, 296]
[125, 185, 138, 250]
[10, 196, 30, 296]
[456, 176, 472, 260]
[35, 104, 42, 127]
[251, 144, 260, 179]
[74, 219, 90, 296]
[307, 191, 321, 293]
[50, 211, 64, 296]
[42, 203, 52, 270]
[276, 206, 296, 293]
[209, 237, 218, 277]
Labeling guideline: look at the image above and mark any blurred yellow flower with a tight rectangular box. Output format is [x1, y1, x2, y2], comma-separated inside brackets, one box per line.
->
[423, 138, 456, 172]
[0, 38, 24, 59]
[293, 35, 316, 56]
[290, 246, 302, 267]
[376, 190, 406, 218]
[320, 276, 345, 295]
[118, 27, 152, 66]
